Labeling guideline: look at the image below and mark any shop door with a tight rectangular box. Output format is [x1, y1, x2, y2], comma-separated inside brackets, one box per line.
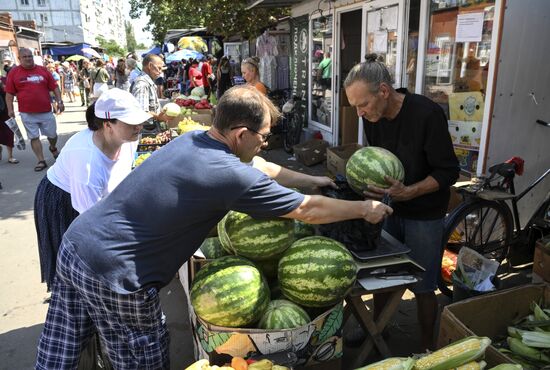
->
[362, 0, 406, 88]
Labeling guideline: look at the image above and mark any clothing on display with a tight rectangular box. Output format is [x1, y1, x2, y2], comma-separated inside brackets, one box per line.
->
[256, 31, 278, 90]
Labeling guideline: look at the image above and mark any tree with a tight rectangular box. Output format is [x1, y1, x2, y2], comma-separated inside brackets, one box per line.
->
[96, 36, 127, 57]
[129, 0, 288, 43]
[125, 21, 138, 52]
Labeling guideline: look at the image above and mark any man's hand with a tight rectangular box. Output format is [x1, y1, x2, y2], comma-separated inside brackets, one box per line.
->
[309, 176, 338, 190]
[56, 101, 65, 114]
[363, 200, 393, 224]
[364, 176, 416, 202]
[7, 109, 15, 118]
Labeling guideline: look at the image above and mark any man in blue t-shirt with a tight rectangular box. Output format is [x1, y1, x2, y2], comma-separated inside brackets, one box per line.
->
[36, 85, 393, 369]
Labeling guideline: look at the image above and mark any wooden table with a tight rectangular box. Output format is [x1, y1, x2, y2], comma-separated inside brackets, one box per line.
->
[344, 282, 416, 368]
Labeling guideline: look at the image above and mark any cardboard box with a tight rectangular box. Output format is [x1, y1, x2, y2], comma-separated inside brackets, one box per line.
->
[293, 139, 330, 166]
[191, 304, 344, 367]
[326, 144, 362, 176]
[448, 120, 482, 148]
[438, 284, 550, 367]
[339, 106, 359, 145]
[190, 113, 213, 125]
[449, 92, 485, 122]
[533, 239, 550, 283]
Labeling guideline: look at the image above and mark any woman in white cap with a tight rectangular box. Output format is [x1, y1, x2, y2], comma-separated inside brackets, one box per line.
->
[34, 88, 151, 292]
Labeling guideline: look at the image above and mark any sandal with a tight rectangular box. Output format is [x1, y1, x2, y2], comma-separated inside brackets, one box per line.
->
[8, 158, 19, 164]
[34, 160, 47, 172]
[49, 146, 60, 159]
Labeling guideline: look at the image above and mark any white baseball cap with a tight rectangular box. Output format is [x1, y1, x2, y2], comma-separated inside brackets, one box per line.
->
[95, 88, 152, 125]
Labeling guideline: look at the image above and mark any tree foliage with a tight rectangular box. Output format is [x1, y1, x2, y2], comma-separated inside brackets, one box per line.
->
[96, 36, 127, 57]
[125, 21, 138, 53]
[129, 0, 288, 43]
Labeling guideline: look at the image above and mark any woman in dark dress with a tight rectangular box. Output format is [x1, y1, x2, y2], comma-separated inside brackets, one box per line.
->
[0, 77, 18, 164]
[216, 56, 233, 99]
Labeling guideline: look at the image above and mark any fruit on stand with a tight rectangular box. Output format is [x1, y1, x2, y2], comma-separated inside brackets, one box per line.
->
[190, 256, 269, 327]
[185, 358, 289, 370]
[455, 361, 487, 370]
[355, 357, 415, 370]
[178, 117, 209, 135]
[413, 336, 491, 370]
[231, 357, 249, 370]
[133, 153, 151, 167]
[199, 237, 228, 259]
[247, 359, 274, 370]
[346, 146, 405, 195]
[217, 211, 295, 261]
[162, 102, 182, 117]
[257, 299, 311, 330]
[195, 99, 212, 110]
[278, 236, 357, 307]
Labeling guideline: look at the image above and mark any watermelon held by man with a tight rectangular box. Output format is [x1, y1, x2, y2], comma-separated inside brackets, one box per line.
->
[345, 146, 405, 196]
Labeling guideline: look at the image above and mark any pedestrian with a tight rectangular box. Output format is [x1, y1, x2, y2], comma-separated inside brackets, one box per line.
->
[3, 55, 15, 75]
[126, 58, 141, 85]
[188, 59, 203, 90]
[216, 55, 233, 99]
[344, 53, 459, 351]
[114, 59, 130, 91]
[201, 54, 214, 98]
[130, 53, 168, 123]
[46, 64, 62, 114]
[61, 62, 75, 103]
[34, 88, 149, 293]
[36, 85, 392, 369]
[241, 57, 267, 95]
[5, 48, 64, 171]
[0, 76, 18, 164]
[91, 59, 110, 99]
[77, 59, 92, 107]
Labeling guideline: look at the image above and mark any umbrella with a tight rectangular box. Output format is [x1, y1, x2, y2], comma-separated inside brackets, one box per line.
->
[82, 47, 101, 59]
[65, 55, 88, 62]
[177, 36, 208, 53]
[166, 49, 204, 63]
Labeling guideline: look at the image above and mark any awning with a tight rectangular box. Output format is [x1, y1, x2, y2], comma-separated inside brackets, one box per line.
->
[48, 43, 91, 56]
[245, 0, 304, 9]
[141, 45, 162, 57]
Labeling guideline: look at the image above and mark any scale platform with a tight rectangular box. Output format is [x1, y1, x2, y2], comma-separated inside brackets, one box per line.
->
[349, 230, 410, 261]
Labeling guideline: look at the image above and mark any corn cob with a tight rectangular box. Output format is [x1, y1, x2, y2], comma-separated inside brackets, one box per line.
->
[520, 330, 550, 348]
[456, 360, 486, 369]
[487, 365, 522, 370]
[507, 337, 550, 362]
[355, 357, 415, 370]
[413, 336, 491, 370]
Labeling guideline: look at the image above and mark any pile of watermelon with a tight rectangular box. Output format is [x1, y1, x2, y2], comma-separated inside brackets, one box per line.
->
[190, 211, 357, 329]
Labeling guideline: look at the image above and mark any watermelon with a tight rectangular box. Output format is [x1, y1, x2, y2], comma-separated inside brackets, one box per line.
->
[345, 146, 405, 194]
[190, 255, 270, 327]
[278, 236, 357, 307]
[254, 257, 281, 281]
[217, 211, 295, 261]
[199, 237, 228, 259]
[257, 299, 311, 330]
[295, 220, 316, 239]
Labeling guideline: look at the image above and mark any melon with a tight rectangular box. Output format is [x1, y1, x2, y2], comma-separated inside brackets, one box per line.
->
[257, 299, 311, 330]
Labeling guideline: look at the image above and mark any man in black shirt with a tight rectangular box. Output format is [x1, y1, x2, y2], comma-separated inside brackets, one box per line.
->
[344, 54, 459, 350]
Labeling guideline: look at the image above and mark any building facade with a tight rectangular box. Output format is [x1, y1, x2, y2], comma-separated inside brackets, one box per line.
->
[1, 0, 126, 47]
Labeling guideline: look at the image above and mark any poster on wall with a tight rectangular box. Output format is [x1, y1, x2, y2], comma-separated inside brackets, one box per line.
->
[456, 12, 484, 42]
[290, 15, 309, 125]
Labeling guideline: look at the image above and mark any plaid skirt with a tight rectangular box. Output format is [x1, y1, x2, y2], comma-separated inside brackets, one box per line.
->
[34, 176, 79, 291]
[36, 239, 170, 369]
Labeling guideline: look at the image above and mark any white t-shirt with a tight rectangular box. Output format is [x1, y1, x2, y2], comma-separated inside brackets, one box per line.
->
[47, 129, 137, 214]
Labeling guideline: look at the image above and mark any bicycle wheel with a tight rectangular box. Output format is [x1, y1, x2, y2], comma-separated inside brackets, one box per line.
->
[438, 199, 513, 297]
[283, 111, 303, 153]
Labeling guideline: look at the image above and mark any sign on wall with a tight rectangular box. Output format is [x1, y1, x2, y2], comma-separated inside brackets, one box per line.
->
[290, 15, 309, 125]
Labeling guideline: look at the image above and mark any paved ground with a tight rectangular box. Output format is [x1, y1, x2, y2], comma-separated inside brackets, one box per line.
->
[0, 102, 532, 369]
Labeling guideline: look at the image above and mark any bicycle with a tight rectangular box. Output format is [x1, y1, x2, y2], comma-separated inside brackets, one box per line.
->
[269, 89, 305, 153]
[438, 158, 550, 297]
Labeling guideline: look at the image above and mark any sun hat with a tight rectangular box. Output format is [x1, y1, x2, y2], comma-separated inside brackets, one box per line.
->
[94, 88, 152, 125]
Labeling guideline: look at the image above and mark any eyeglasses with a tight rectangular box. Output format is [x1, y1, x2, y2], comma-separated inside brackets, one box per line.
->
[231, 126, 272, 142]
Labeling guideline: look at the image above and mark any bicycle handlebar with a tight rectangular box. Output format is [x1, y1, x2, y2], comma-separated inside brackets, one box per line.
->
[536, 119, 550, 128]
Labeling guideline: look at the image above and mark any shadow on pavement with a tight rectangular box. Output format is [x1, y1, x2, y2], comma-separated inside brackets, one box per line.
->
[0, 131, 79, 220]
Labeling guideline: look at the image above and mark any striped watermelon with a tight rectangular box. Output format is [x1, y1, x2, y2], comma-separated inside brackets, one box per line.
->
[295, 220, 316, 239]
[217, 211, 295, 261]
[254, 256, 281, 281]
[190, 255, 270, 327]
[278, 236, 357, 307]
[346, 146, 405, 194]
[257, 299, 311, 330]
[199, 237, 228, 259]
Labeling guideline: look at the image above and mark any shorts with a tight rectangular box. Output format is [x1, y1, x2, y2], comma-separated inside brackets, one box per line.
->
[383, 215, 444, 294]
[20, 111, 57, 140]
